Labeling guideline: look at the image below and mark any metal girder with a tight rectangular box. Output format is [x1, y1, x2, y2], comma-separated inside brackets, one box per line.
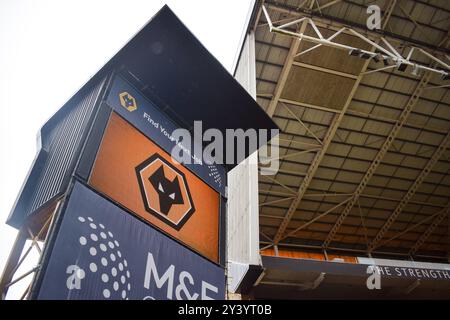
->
[368, 130, 450, 252]
[280, 196, 353, 242]
[261, 93, 450, 135]
[383, 0, 397, 28]
[368, 30, 450, 254]
[292, 61, 358, 79]
[356, 199, 370, 249]
[260, 174, 297, 195]
[312, 0, 342, 12]
[346, 108, 449, 135]
[252, 0, 265, 31]
[273, 115, 343, 244]
[264, 0, 450, 55]
[261, 147, 321, 162]
[0, 229, 27, 299]
[277, 137, 322, 149]
[0, 202, 60, 299]
[260, 196, 296, 207]
[260, 180, 449, 209]
[279, 98, 340, 114]
[259, 240, 447, 260]
[357, 194, 446, 208]
[266, 0, 398, 245]
[379, 206, 449, 248]
[409, 204, 450, 256]
[262, 167, 308, 177]
[322, 71, 433, 248]
[265, 1, 315, 117]
[281, 103, 324, 145]
[264, 7, 449, 77]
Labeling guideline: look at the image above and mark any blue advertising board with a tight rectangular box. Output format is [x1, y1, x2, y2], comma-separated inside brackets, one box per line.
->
[107, 75, 226, 196]
[37, 182, 225, 300]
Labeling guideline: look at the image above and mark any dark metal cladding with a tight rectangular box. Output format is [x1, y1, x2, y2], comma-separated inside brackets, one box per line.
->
[115, 6, 279, 164]
[6, 77, 108, 228]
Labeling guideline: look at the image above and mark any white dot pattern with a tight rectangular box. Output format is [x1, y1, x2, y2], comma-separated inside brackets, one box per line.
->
[79, 237, 87, 246]
[77, 216, 132, 300]
[90, 263, 97, 272]
[208, 164, 222, 187]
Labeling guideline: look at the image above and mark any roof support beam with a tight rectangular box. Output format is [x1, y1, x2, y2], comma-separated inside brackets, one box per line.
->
[280, 196, 353, 241]
[273, 114, 346, 244]
[260, 175, 298, 195]
[259, 196, 296, 207]
[261, 147, 321, 162]
[259, 241, 448, 260]
[368, 131, 450, 252]
[261, 166, 309, 177]
[312, 0, 342, 12]
[292, 61, 358, 79]
[279, 98, 340, 114]
[259, 189, 447, 209]
[270, 0, 397, 245]
[260, 94, 449, 135]
[265, 1, 315, 117]
[281, 103, 324, 145]
[264, 0, 450, 55]
[409, 203, 450, 256]
[322, 71, 433, 248]
[277, 137, 322, 149]
[379, 205, 450, 249]
[368, 31, 450, 254]
[264, 7, 448, 77]
[262, 188, 449, 209]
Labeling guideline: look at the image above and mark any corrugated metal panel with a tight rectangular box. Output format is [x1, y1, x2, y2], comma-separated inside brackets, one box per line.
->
[28, 80, 104, 214]
[28, 78, 107, 215]
[13, 77, 107, 225]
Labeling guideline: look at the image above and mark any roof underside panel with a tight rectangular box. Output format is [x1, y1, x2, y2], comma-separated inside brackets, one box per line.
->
[254, 0, 450, 261]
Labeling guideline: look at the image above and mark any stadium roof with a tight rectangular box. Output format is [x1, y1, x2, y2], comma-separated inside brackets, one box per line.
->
[250, 0, 450, 262]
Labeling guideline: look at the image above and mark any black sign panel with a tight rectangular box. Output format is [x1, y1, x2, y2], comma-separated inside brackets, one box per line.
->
[37, 182, 225, 300]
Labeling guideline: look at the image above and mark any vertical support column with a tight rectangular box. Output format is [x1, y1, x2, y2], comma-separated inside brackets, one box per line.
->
[0, 228, 27, 299]
[228, 28, 265, 296]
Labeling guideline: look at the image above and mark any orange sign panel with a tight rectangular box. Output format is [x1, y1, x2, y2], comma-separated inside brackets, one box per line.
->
[89, 112, 220, 262]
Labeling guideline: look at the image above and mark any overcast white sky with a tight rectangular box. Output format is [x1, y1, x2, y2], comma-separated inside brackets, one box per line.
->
[0, 0, 253, 299]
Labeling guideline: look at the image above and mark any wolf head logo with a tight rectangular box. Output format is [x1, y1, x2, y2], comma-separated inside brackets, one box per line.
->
[122, 95, 134, 107]
[119, 92, 137, 112]
[136, 154, 195, 230]
[149, 165, 184, 215]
